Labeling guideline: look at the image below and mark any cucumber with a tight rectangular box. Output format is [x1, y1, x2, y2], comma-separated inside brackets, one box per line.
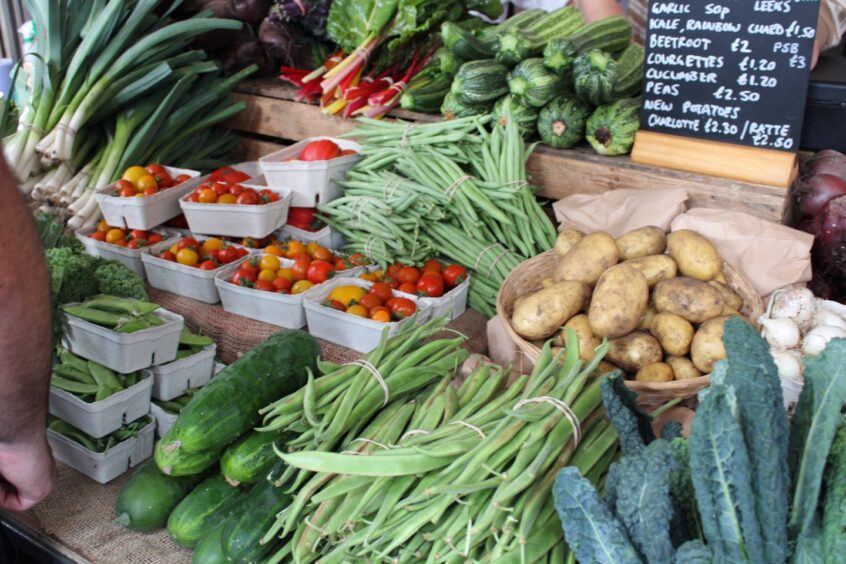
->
[538, 97, 592, 149]
[191, 523, 228, 564]
[613, 43, 645, 98]
[492, 95, 540, 138]
[586, 97, 642, 156]
[167, 474, 243, 547]
[494, 7, 584, 67]
[156, 441, 223, 477]
[221, 462, 292, 563]
[441, 91, 490, 121]
[114, 460, 205, 532]
[450, 59, 509, 106]
[543, 15, 632, 78]
[574, 49, 619, 106]
[159, 331, 319, 461]
[508, 58, 564, 108]
[442, 21, 493, 61]
[220, 431, 285, 487]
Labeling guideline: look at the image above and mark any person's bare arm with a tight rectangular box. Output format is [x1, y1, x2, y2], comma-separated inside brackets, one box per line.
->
[574, 0, 626, 22]
[0, 155, 54, 511]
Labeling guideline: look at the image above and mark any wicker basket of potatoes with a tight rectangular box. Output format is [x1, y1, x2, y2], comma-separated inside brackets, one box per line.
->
[496, 227, 764, 407]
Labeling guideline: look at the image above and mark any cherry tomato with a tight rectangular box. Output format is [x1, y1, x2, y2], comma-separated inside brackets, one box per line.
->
[218, 194, 237, 205]
[265, 245, 284, 257]
[285, 240, 307, 259]
[276, 268, 295, 283]
[299, 139, 341, 161]
[126, 239, 141, 250]
[90, 231, 107, 242]
[96, 220, 111, 233]
[306, 260, 335, 284]
[273, 277, 293, 292]
[387, 263, 403, 279]
[398, 281, 417, 294]
[292, 256, 311, 281]
[369, 282, 394, 303]
[397, 266, 421, 284]
[145, 164, 172, 187]
[136, 174, 158, 192]
[160, 251, 177, 261]
[328, 299, 347, 311]
[231, 269, 257, 286]
[416, 273, 445, 298]
[119, 185, 137, 198]
[240, 259, 260, 275]
[205, 248, 222, 262]
[186, 193, 200, 203]
[347, 305, 368, 318]
[174, 174, 191, 184]
[177, 248, 199, 267]
[178, 237, 200, 251]
[359, 272, 379, 282]
[212, 181, 230, 196]
[258, 269, 277, 282]
[291, 280, 315, 294]
[422, 259, 443, 273]
[358, 294, 382, 311]
[228, 184, 244, 197]
[384, 276, 401, 289]
[218, 246, 239, 264]
[442, 264, 468, 287]
[259, 255, 281, 271]
[237, 248, 249, 258]
[260, 189, 280, 203]
[311, 246, 333, 262]
[113, 238, 128, 247]
[199, 260, 218, 270]
[147, 233, 164, 245]
[105, 228, 126, 244]
[334, 257, 348, 271]
[256, 279, 276, 292]
[347, 253, 369, 267]
[145, 164, 166, 176]
[339, 148, 358, 157]
[237, 192, 261, 205]
[370, 309, 391, 323]
[199, 188, 217, 204]
[389, 297, 417, 319]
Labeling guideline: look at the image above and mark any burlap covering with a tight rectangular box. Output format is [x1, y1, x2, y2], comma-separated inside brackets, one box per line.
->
[8, 292, 488, 563]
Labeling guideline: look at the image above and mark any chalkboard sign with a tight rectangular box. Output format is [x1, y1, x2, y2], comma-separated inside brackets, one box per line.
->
[640, 0, 820, 153]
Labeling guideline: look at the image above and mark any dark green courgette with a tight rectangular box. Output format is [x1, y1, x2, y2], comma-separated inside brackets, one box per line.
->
[538, 97, 592, 149]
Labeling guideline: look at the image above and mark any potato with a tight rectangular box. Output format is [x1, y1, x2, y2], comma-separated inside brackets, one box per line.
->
[624, 255, 678, 287]
[667, 230, 722, 281]
[665, 356, 703, 381]
[511, 281, 592, 340]
[650, 312, 694, 357]
[638, 304, 659, 331]
[541, 277, 554, 289]
[616, 226, 667, 260]
[690, 316, 731, 373]
[554, 229, 585, 257]
[709, 280, 743, 311]
[554, 232, 620, 285]
[714, 271, 727, 284]
[563, 314, 601, 361]
[588, 265, 649, 338]
[635, 362, 674, 383]
[607, 332, 663, 373]
[654, 277, 725, 323]
[597, 361, 619, 375]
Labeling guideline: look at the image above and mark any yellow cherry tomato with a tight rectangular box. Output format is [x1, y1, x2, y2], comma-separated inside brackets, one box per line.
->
[327, 285, 366, 307]
[347, 305, 368, 318]
[200, 238, 224, 255]
[277, 268, 295, 282]
[122, 165, 148, 186]
[265, 244, 284, 257]
[258, 269, 277, 282]
[291, 280, 315, 295]
[105, 228, 126, 244]
[96, 220, 111, 233]
[136, 174, 159, 192]
[259, 255, 281, 271]
[217, 193, 237, 205]
[372, 269, 386, 280]
[176, 248, 199, 267]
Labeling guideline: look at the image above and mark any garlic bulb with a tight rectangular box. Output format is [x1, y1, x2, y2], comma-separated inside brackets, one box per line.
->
[811, 309, 846, 332]
[817, 298, 846, 320]
[771, 349, 803, 382]
[770, 287, 816, 331]
[759, 317, 801, 349]
[802, 325, 846, 355]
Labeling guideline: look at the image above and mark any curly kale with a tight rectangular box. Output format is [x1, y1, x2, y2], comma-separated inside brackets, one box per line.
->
[95, 262, 148, 301]
[46, 247, 105, 305]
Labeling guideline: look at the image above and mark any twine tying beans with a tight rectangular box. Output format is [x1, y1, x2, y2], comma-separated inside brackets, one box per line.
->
[514, 396, 582, 446]
[346, 359, 390, 407]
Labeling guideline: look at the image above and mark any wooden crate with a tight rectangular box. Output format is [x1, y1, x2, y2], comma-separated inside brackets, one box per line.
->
[230, 79, 787, 222]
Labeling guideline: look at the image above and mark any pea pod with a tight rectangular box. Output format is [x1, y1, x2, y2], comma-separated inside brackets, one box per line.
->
[57, 347, 91, 375]
[53, 365, 95, 384]
[83, 295, 159, 316]
[51, 377, 100, 395]
[178, 328, 214, 347]
[87, 361, 124, 393]
[62, 305, 124, 327]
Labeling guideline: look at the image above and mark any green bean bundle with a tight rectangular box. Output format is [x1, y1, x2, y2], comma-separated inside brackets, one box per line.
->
[260, 331, 619, 563]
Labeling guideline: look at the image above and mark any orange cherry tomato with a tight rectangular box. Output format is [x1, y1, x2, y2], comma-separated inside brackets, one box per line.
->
[96, 220, 111, 233]
[177, 248, 200, 267]
[105, 228, 126, 244]
[136, 174, 158, 192]
[265, 245, 284, 257]
[370, 309, 391, 323]
[311, 246, 334, 262]
[276, 268, 295, 283]
[359, 272, 379, 282]
[347, 305, 368, 318]
[217, 193, 237, 205]
[291, 280, 314, 294]
[284, 240, 307, 259]
[198, 188, 218, 204]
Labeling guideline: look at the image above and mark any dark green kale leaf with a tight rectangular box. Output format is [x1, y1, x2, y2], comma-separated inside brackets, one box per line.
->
[600, 371, 655, 456]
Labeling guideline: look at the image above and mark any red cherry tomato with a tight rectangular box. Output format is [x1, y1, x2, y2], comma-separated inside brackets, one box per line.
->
[126, 239, 141, 250]
[292, 256, 311, 281]
[119, 185, 136, 198]
[398, 281, 417, 294]
[299, 139, 341, 161]
[273, 277, 293, 292]
[369, 282, 394, 303]
[387, 263, 403, 279]
[218, 246, 240, 264]
[260, 189, 280, 204]
[396, 266, 421, 284]
[240, 259, 259, 275]
[347, 253, 369, 267]
[174, 174, 191, 184]
[90, 231, 107, 242]
[442, 264, 468, 288]
[358, 294, 383, 311]
[231, 268, 257, 286]
[328, 299, 347, 311]
[147, 233, 163, 245]
[211, 181, 230, 196]
[205, 248, 221, 262]
[306, 260, 335, 284]
[255, 279, 276, 292]
[178, 237, 199, 251]
[237, 248, 250, 258]
[237, 191, 261, 205]
[130, 230, 148, 240]
[422, 259, 443, 273]
[160, 251, 177, 262]
[186, 193, 200, 203]
[113, 238, 128, 247]
[389, 297, 417, 319]
[416, 273, 445, 298]
[199, 260, 218, 270]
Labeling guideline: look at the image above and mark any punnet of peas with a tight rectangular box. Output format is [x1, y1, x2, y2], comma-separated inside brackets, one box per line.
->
[254, 328, 617, 563]
[318, 114, 556, 317]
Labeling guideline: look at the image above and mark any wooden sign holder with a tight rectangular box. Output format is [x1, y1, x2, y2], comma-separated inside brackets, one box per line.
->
[631, 131, 798, 189]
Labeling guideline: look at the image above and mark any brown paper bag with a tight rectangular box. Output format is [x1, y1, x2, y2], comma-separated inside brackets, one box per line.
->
[553, 188, 689, 237]
[671, 209, 814, 297]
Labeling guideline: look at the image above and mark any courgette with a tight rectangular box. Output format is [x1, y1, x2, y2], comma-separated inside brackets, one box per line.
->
[492, 95, 540, 138]
[450, 59, 509, 106]
[159, 331, 319, 460]
[508, 58, 564, 108]
[586, 97, 641, 156]
[478, 9, 545, 41]
[441, 91, 490, 121]
[574, 49, 619, 106]
[221, 462, 292, 563]
[494, 7, 584, 67]
[114, 460, 205, 532]
[433, 47, 461, 78]
[400, 70, 452, 114]
[543, 16, 632, 78]
[613, 43, 645, 98]
[538, 97, 592, 149]
[220, 430, 285, 487]
[167, 474, 242, 547]
[442, 21, 493, 61]
[191, 523, 228, 564]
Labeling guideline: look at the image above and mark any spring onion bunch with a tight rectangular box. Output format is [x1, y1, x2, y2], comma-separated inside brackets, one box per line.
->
[257, 329, 618, 563]
[5, 0, 255, 228]
[318, 114, 557, 316]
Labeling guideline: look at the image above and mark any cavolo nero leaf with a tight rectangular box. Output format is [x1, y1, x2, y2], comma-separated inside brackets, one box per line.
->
[609, 440, 677, 564]
[673, 540, 712, 564]
[787, 339, 846, 542]
[600, 371, 655, 456]
[793, 517, 824, 564]
[669, 438, 701, 544]
[823, 417, 846, 564]
[689, 365, 766, 563]
[553, 466, 643, 564]
[722, 317, 790, 563]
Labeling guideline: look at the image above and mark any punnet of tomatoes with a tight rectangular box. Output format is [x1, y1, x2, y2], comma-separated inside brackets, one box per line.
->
[359, 259, 468, 299]
[293, 139, 358, 162]
[324, 283, 417, 323]
[89, 220, 166, 249]
[155, 236, 249, 270]
[185, 179, 282, 206]
[112, 164, 191, 198]
[262, 239, 369, 272]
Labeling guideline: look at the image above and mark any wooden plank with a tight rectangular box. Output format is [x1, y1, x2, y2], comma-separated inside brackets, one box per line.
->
[230, 92, 357, 141]
[232, 135, 286, 162]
